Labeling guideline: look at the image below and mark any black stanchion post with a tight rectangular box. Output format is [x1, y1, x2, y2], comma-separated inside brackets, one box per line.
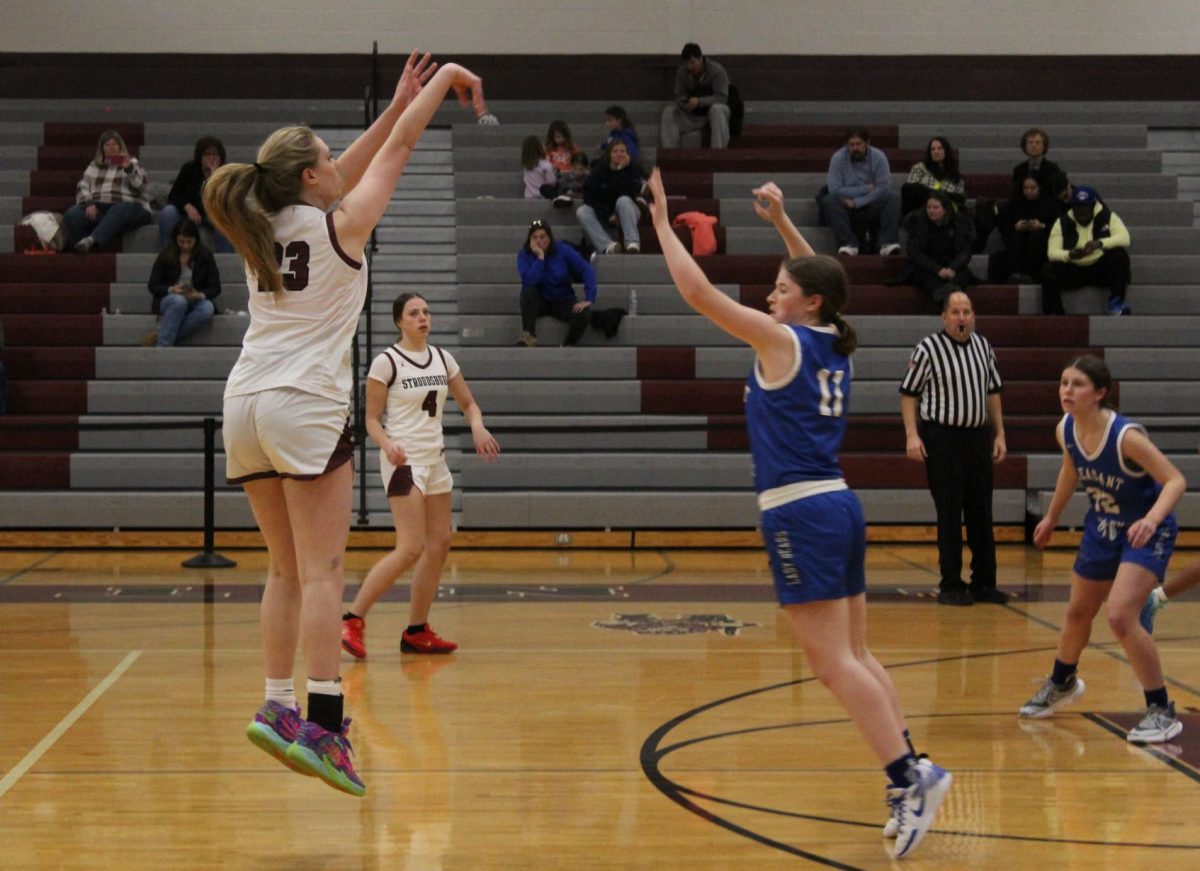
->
[183, 417, 237, 569]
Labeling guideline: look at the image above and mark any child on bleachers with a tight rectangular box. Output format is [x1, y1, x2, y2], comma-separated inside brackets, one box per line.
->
[552, 152, 590, 208]
[598, 105, 641, 164]
[522, 135, 557, 200]
[545, 120, 580, 173]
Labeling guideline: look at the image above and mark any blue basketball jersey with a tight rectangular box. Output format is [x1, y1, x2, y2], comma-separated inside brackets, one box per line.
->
[745, 325, 848, 493]
[1062, 411, 1166, 543]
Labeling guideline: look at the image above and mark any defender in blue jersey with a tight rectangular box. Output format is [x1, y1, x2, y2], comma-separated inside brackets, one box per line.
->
[647, 169, 951, 862]
[1021, 356, 1186, 744]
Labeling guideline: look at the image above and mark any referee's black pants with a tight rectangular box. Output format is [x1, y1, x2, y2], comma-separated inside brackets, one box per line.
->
[919, 421, 997, 592]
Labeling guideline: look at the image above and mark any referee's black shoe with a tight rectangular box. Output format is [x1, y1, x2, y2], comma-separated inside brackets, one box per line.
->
[971, 586, 1011, 604]
[936, 585, 974, 606]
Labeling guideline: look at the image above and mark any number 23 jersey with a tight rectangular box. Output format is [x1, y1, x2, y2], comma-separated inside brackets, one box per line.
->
[225, 204, 368, 404]
[368, 344, 460, 464]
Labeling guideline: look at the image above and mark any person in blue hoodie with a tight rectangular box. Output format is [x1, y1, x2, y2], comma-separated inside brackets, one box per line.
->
[515, 220, 623, 346]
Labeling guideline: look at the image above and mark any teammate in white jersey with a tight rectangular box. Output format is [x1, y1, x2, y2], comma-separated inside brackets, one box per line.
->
[203, 52, 488, 796]
[342, 292, 499, 659]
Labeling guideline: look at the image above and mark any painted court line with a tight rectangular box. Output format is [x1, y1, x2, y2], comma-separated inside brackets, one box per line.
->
[0, 650, 142, 800]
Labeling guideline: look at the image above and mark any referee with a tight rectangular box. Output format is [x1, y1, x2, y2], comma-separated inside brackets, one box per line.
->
[900, 290, 1008, 605]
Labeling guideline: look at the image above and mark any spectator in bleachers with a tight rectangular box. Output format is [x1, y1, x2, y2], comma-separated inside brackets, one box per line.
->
[554, 152, 590, 207]
[144, 219, 220, 347]
[577, 140, 643, 257]
[0, 321, 7, 415]
[893, 191, 976, 305]
[545, 120, 580, 173]
[159, 135, 232, 253]
[820, 129, 902, 256]
[1012, 128, 1069, 203]
[63, 130, 153, 254]
[598, 105, 641, 165]
[901, 136, 965, 216]
[521, 135, 557, 200]
[659, 43, 731, 150]
[987, 171, 1060, 283]
[1042, 186, 1132, 315]
[516, 219, 624, 347]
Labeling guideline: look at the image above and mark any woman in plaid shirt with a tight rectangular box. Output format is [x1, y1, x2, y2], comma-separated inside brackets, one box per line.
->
[63, 129, 153, 254]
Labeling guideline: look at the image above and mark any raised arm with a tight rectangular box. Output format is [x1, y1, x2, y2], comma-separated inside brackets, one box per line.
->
[335, 51, 438, 195]
[752, 181, 814, 258]
[647, 169, 790, 360]
[333, 62, 485, 256]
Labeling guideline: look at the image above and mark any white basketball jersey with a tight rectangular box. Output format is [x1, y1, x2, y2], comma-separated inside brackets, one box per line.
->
[224, 204, 368, 404]
[368, 344, 460, 464]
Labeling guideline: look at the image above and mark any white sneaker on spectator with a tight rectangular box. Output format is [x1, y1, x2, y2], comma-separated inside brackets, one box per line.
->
[624, 243, 640, 254]
[603, 242, 620, 255]
[476, 112, 500, 126]
[880, 243, 903, 256]
[837, 245, 859, 256]
[74, 236, 95, 254]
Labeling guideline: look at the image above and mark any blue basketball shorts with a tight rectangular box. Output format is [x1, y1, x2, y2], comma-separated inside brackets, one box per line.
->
[1074, 515, 1177, 582]
[760, 488, 867, 605]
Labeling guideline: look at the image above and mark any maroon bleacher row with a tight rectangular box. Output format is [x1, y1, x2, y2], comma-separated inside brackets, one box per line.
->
[1, 121, 1101, 493]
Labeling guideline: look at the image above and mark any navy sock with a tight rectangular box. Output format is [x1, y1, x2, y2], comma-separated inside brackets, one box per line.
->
[903, 729, 916, 756]
[1050, 659, 1077, 687]
[884, 753, 917, 789]
[407, 623, 428, 635]
[1144, 687, 1169, 709]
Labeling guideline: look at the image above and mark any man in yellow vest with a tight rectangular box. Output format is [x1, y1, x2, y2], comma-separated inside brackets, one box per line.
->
[1042, 186, 1131, 315]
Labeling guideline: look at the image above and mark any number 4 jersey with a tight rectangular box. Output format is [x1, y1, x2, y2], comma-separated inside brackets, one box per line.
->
[745, 324, 849, 493]
[369, 344, 460, 463]
[1060, 410, 1166, 540]
[225, 204, 369, 404]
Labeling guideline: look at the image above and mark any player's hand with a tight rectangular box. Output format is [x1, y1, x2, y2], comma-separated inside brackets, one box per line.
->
[393, 50, 437, 109]
[473, 426, 500, 462]
[905, 433, 927, 461]
[751, 182, 786, 224]
[383, 439, 407, 467]
[1127, 517, 1158, 549]
[446, 64, 487, 120]
[646, 168, 668, 227]
[1032, 516, 1054, 549]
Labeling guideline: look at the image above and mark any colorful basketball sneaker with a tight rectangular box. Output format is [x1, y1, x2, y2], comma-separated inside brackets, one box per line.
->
[246, 700, 312, 776]
[285, 718, 366, 797]
[401, 624, 458, 654]
[890, 758, 952, 860]
[342, 615, 367, 660]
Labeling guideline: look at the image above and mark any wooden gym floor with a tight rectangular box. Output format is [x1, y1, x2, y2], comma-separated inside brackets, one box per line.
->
[1, 544, 1198, 870]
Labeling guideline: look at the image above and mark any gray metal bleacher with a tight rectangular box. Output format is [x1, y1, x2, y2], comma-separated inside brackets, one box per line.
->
[4, 98, 1200, 534]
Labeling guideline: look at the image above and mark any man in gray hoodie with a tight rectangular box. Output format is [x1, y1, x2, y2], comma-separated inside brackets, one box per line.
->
[660, 43, 731, 150]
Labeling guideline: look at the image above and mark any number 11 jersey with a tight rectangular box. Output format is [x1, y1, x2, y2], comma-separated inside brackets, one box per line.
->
[745, 324, 849, 492]
[225, 204, 368, 404]
[369, 344, 460, 463]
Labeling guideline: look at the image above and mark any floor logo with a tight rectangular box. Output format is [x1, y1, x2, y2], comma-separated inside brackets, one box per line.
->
[592, 613, 760, 636]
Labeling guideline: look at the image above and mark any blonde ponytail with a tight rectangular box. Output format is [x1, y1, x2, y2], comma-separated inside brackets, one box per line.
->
[201, 125, 319, 296]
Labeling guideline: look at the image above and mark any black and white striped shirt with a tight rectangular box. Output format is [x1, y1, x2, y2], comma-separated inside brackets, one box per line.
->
[899, 331, 1003, 428]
